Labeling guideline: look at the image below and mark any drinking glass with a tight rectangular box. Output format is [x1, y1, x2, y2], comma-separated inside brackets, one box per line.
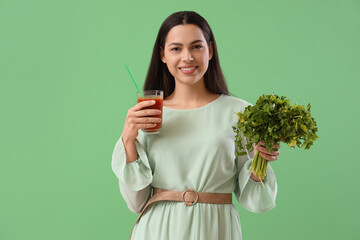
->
[136, 90, 163, 134]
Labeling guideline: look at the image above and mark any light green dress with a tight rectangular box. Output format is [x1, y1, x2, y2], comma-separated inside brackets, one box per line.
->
[112, 94, 277, 240]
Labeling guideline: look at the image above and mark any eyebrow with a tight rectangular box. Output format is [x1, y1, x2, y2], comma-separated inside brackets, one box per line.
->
[168, 40, 204, 47]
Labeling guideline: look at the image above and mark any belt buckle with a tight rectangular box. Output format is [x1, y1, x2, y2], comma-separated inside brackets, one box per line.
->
[182, 188, 199, 206]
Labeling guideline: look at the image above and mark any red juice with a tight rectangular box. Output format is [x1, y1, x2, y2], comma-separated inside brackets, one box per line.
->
[137, 97, 163, 133]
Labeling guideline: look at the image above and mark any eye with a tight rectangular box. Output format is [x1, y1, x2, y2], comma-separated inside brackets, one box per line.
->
[171, 47, 180, 51]
[194, 45, 203, 49]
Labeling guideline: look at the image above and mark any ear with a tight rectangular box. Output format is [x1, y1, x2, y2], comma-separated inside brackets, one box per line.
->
[160, 46, 166, 63]
[209, 41, 214, 60]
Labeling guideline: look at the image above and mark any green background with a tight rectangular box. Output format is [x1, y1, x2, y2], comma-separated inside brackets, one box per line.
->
[1, 0, 359, 239]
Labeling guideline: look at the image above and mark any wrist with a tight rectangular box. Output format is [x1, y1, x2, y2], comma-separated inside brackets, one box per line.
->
[121, 135, 138, 164]
[121, 134, 136, 145]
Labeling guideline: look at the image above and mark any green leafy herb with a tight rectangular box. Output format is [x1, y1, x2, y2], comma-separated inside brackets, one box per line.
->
[233, 93, 319, 187]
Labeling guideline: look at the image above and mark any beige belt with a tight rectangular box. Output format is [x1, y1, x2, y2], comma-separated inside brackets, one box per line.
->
[130, 188, 233, 239]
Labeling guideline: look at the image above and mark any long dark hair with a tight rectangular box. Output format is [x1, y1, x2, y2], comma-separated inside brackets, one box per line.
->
[144, 11, 229, 98]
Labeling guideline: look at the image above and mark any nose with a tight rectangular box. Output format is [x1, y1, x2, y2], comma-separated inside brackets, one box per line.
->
[182, 48, 194, 62]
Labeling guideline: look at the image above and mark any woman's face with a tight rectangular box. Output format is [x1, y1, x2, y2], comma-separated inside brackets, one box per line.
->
[160, 24, 213, 86]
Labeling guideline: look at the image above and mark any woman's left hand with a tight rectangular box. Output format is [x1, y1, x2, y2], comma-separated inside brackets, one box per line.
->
[254, 141, 281, 162]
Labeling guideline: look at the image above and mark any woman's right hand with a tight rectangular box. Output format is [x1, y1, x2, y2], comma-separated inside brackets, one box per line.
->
[121, 100, 162, 143]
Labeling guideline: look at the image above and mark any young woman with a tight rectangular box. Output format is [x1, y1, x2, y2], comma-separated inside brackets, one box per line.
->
[112, 11, 280, 240]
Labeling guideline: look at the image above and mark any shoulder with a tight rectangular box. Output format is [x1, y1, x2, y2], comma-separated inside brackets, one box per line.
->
[214, 94, 253, 126]
[220, 94, 253, 113]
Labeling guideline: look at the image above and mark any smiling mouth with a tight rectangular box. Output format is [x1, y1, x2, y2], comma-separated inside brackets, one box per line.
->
[179, 66, 198, 71]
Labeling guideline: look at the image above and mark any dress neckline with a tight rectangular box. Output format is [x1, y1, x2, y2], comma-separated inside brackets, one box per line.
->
[163, 94, 224, 111]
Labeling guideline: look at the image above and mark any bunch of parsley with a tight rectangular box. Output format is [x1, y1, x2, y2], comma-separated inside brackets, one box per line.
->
[233, 93, 318, 185]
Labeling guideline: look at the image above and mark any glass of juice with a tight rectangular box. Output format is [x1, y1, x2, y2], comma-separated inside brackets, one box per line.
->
[136, 90, 163, 134]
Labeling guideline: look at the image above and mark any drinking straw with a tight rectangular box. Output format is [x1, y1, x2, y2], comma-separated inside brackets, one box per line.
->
[124, 64, 142, 96]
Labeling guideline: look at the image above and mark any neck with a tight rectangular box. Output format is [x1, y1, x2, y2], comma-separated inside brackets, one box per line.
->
[166, 78, 213, 105]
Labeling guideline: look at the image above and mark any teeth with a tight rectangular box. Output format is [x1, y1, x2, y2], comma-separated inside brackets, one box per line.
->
[181, 67, 196, 71]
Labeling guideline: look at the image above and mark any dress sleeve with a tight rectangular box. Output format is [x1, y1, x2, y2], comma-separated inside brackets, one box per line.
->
[111, 130, 153, 213]
[233, 135, 278, 213]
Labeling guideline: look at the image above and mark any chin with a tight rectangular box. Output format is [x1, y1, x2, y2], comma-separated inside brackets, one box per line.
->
[177, 79, 203, 86]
